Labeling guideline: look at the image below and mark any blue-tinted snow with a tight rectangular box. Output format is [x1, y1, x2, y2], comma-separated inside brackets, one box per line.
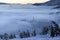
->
[0, 5, 59, 34]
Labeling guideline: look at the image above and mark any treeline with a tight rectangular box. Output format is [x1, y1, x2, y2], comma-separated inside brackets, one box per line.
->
[0, 33, 16, 40]
[0, 30, 36, 40]
[0, 21, 60, 40]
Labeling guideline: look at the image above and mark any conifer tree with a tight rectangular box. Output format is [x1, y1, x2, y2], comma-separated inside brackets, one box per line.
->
[32, 30, 36, 36]
[26, 30, 30, 37]
[50, 25, 55, 37]
[13, 34, 16, 38]
[9, 34, 13, 39]
[3, 33, 8, 40]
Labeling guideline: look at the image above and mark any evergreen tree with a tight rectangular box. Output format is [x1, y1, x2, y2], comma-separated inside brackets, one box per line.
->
[52, 21, 59, 28]
[23, 31, 26, 38]
[42, 27, 49, 35]
[3, 33, 8, 40]
[51, 21, 59, 36]
[50, 21, 60, 37]
[26, 30, 30, 37]
[32, 30, 36, 36]
[19, 32, 23, 38]
[50, 25, 55, 37]
[13, 34, 16, 38]
[0, 35, 3, 39]
[9, 34, 13, 39]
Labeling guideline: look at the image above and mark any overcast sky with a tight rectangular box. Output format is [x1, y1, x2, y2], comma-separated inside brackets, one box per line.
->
[0, 0, 49, 4]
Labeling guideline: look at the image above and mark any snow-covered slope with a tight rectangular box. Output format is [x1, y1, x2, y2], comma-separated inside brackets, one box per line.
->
[0, 4, 60, 40]
[10, 35, 60, 40]
[0, 5, 59, 34]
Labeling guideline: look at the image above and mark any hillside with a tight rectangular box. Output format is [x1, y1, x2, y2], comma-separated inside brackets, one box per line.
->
[33, 0, 60, 6]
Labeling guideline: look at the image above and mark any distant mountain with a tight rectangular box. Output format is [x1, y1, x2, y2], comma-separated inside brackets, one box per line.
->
[33, 0, 60, 6]
[0, 2, 8, 4]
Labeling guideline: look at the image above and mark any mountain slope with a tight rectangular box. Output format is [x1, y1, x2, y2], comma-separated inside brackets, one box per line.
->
[33, 0, 60, 6]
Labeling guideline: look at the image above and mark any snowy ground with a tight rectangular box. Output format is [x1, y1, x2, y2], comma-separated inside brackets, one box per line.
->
[4, 35, 60, 40]
[11, 37, 60, 40]
[0, 5, 60, 40]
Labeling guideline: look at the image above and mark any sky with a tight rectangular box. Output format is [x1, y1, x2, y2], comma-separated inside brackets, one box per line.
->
[0, 0, 49, 4]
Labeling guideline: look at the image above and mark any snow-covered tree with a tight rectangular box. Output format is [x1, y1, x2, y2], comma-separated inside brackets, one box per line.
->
[50, 21, 60, 37]
[32, 30, 36, 36]
[3, 33, 9, 40]
[41, 27, 49, 35]
[26, 30, 30, 37]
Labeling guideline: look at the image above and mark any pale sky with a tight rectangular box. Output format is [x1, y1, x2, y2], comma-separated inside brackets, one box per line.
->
[0, 0, 49, 4]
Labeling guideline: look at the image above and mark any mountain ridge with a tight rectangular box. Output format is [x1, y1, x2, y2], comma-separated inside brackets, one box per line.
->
[32, 0, 60, 6]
